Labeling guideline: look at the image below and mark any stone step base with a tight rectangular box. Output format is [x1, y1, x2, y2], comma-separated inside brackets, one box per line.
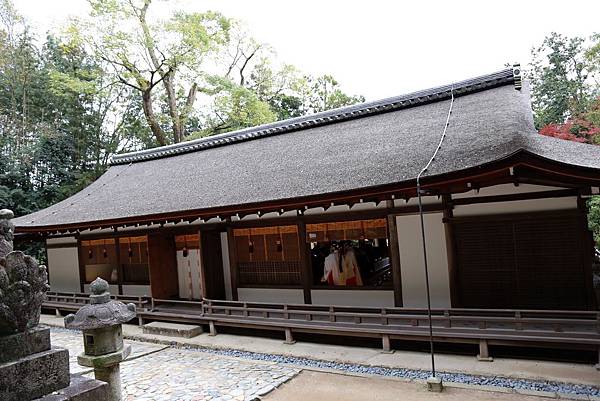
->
[36, 374, 109, 401]
[0, 347, 70, 401]
[143, 321, 203, 338]
[0, 326, 51, 363]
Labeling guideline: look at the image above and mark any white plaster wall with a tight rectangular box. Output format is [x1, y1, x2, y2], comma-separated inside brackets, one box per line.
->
[397, 213, 451, 308]
[237, 288, 304, 304]
[46, 246, 80, 293]
[122, 285, 151, 296]
[310, 290, 394, 307]
[453, 197, 577, 216]
[221, 232, 233, 300]
[452, 184, 576, 216]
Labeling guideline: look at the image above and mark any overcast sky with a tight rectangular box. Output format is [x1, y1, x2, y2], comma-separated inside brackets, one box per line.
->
[15, 0, 600, 101]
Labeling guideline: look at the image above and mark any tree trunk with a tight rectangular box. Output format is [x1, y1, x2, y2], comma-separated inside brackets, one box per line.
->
[163, 73, 183, 143]
[142, 89, 167, 146]
[137, 1, 182, 144]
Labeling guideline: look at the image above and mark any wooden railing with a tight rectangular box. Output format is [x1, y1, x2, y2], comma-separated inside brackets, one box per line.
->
[44, 293, 600, 358]
[199, 299, 600, 355]
[44, 291, 151, 311]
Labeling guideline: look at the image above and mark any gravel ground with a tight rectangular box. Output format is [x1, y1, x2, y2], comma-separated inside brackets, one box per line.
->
[190, 349, 600, 397]
[126, 335, 600, 398]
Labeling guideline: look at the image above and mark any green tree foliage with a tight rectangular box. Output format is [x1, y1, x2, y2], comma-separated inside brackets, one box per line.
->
[530, 33, 597, 129]
[71, 3, 363, 143]
[0, 0, 364, 226]
[71, 0, 232, 145]
[530, 32, 600, 245]
[0, 0, 144, 217]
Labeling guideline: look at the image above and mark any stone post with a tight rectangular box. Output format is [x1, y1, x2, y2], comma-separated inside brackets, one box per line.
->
[65, 277, 136, 401]
[95, 365, 123, 400]
[0, 209, 109, 400]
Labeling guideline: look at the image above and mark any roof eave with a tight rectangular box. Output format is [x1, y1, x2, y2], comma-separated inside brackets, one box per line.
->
[22, 148, 600, 234]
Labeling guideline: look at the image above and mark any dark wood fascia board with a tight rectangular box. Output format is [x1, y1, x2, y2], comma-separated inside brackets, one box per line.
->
[17, 149, 600, 234]
[77, 222, 226, 241]
[45, 242, 78, 249]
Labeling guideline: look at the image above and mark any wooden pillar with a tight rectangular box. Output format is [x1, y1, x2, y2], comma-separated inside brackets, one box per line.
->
[209, 321, 217, 336]
[381, 334, 393, 353]
[226, 225, 239, 301]
[578, 195, 597, 310]
[297, 219, 312, 304]
[77, 238, 85, 293]
[442, 194, 459, 307]
[284, 328, 296, 345]
[477, 339, 493, 362]
[197, 230, 208, 299]
[387, 209, 403, 307]
[114, 229, 123, 295]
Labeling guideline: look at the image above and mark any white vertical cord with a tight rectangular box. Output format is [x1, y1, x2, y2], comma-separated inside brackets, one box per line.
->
[415, 87, 455, 379]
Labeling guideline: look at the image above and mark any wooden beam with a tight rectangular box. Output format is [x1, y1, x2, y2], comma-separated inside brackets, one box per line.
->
[386, 211, 403, 307]
[45, 242, 78, 249]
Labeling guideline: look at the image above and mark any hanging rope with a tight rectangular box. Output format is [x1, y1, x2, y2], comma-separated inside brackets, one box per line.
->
[415, 86, 454, 379]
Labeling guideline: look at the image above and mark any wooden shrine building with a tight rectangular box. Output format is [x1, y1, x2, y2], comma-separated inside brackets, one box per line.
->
[13, 66, 600, 360]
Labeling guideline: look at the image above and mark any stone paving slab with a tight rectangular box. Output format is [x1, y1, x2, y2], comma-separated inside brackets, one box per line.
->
[50, 328, 166, 374]
[113, 347, 298, 401]
[50, 328, 299, 400]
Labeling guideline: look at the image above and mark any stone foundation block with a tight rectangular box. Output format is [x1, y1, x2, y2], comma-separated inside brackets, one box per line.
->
[36, 374, 109, 401]
[0, 326, 51, 363]
[143, 321, 203, 338]
[0, 347, 70, 401]
[426, 376, 444, 393]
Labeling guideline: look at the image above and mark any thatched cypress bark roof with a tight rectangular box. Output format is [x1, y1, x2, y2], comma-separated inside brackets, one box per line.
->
[14, 67, 600, 231]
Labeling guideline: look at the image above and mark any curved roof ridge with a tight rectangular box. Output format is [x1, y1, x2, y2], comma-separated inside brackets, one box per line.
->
[110, 67, 518, 165]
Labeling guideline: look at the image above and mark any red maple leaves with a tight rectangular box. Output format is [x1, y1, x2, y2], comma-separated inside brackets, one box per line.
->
[539, 98, 600, 143]
[540, 120, 600, 143]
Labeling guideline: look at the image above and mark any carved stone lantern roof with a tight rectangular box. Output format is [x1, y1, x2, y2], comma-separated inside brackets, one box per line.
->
[65, 278, 136, 330]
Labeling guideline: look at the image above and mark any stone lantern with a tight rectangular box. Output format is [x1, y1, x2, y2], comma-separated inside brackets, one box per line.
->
[64, 277, 136, 401]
